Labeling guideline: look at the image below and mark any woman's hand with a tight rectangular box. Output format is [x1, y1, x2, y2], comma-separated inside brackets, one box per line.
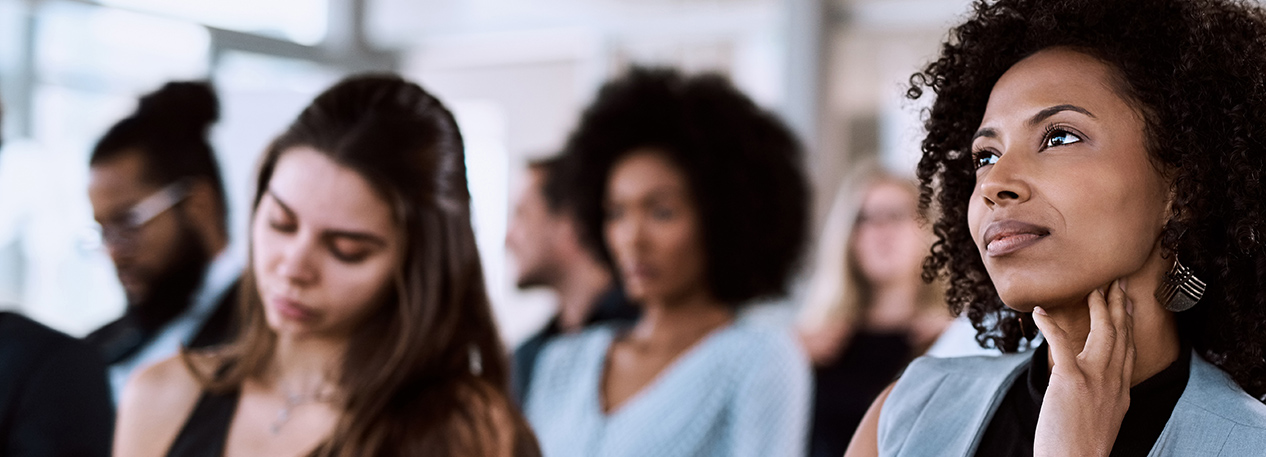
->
[1030, 279, 1135, 457]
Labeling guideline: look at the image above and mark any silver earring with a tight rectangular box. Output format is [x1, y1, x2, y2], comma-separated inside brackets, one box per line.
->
[1156, 257, 1206, 312]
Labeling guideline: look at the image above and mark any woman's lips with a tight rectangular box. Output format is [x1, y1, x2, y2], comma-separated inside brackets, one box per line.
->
[270, 296, 318, 322]
[983, 220, 1051, 257]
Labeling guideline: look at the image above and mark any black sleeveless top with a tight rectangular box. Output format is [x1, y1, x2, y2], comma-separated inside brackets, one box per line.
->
[165, 389, 240, 457]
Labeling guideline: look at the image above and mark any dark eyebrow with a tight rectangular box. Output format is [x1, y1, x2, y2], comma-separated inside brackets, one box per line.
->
[267, 189, 388, 247]
[1027, 104, 1096, 127]
[324, 230, 388, 247]
[267, 189, 296, 217]
[972, 127, 998, 143]
[971, 104, 1095, 144]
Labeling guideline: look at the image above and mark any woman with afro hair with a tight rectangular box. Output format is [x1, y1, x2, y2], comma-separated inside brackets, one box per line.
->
[846, 0, 1266, 456]
[522, 67, 812, 457]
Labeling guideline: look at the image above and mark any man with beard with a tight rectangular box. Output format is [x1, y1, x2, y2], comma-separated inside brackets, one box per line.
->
[505, 156, 639, 403]
[85, 81, 240, 402]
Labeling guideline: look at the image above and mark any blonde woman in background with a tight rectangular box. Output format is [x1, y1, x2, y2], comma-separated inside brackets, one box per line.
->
[797, 165, 951, 457]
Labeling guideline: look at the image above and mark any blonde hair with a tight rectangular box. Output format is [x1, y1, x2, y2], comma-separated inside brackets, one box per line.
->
[798, 163, 943, 336]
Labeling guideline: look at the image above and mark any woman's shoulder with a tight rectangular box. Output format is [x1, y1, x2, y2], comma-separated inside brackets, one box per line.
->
[1182, 352, 1266, 428]
[114, 354, 211, 457]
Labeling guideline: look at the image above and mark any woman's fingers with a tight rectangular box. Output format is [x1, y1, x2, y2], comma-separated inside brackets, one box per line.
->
[1082, 285, 1116, 368]
[1118, 281, 1136, 385]
[1031, 306, 1075, 368]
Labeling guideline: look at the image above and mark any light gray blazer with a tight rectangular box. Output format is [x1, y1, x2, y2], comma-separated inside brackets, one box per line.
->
[877, 350, 1266, 456]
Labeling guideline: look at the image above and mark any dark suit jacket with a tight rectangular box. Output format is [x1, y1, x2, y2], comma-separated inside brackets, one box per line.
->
[0, 312, 113, 456]
[85, 280, 240, 365]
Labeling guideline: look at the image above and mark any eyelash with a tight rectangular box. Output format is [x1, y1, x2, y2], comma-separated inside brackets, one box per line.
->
[971, 124, 1084, 170]
[268, 213, 370, 264]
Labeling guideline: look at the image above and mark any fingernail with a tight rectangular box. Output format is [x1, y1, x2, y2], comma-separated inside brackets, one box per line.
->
[1034, 306, 1047, 316]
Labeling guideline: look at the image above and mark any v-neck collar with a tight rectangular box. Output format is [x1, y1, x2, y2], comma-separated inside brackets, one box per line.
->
[593, 324, 736, 420]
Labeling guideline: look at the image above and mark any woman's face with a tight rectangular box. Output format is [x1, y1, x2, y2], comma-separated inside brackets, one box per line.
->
[967, 48, 1171, 311]
[852, 182, 927, 287]
[604, 150, 708, 304]
[252, 147, 404, 338]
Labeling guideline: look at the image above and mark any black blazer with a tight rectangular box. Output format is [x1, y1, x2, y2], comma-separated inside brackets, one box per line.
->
[0, 312, 114, 456]
[85, 279, 240, 365]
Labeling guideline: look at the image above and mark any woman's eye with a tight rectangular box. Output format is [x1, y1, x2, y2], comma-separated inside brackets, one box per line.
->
[1044, 129, 1082, 148]
[330, 243, 370, 264]
[604, 205, 624, 221]
[268, 218, 296, 232]
[651, 207, 675, 221]
[973, 150, 999, 170]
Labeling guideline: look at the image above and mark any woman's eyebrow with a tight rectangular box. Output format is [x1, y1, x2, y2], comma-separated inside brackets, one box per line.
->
[972, 104, 1095, 143]
[1027, 104, 1096, 127]
[322, 229, 388, 247]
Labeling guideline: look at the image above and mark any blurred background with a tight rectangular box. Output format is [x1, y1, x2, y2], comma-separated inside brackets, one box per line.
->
[0, 0, 973, 346]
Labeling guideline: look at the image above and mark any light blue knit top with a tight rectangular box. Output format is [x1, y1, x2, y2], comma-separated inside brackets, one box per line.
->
[524, 323, 811, 457]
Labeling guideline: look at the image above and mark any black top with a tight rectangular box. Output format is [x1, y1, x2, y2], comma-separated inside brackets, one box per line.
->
[165, 389, 239, 457]
[86, 280, 240, 365]
[511, 286, 640, 404]
[809, 330, 914, 457]
[974, 341, 1191, 457]
[0, 312, 114, 457]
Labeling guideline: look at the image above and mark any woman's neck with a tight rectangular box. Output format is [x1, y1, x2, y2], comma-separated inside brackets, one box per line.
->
[627, 290, 734, 351]
[555, 259, 614, 333]
[268, 333, 346, 396]
[865, 279, 920, 331]
[1042, 255, 1182, 386]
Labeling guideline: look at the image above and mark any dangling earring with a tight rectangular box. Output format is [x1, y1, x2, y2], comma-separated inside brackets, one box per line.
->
[1156, 257, 1206, 312]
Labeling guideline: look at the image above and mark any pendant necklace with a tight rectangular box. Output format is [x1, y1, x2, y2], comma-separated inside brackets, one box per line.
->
[270, 387, 334, 435]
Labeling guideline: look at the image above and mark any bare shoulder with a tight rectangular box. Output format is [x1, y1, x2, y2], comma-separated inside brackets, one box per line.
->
[114, 354, 210, 457]
[843, 382, 894, 457]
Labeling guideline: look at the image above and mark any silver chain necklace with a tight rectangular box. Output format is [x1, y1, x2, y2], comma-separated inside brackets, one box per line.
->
[270, 388, 333, 435]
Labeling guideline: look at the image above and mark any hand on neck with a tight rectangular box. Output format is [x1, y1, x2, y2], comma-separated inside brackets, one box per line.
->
[1040, 270, 1181, 386]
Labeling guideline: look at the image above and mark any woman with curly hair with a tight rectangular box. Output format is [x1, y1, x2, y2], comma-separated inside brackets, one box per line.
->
[524, 67, 812, 457]
[113, 75, 540, 457]
[845, 0, 1266, 455]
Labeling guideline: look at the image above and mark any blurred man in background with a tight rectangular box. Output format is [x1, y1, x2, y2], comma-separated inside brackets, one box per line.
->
[84, 81, 240, 402]
[505, 156, 639, 403]
[0, 94, 115, 457]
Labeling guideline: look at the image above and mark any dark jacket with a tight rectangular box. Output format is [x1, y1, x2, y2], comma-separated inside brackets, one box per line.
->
[85, 280, 239, 365]
[0, 312, 114, 456]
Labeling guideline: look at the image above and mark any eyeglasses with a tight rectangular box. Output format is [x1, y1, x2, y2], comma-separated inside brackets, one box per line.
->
[92, 180, 191, 249]
[856, 208, 916, 226]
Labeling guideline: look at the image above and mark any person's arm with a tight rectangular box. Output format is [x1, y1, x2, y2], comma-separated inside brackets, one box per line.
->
[7, 339, 114, 457]
[843, 383, 894, 457]
[729, 333, 813, 457]
[114, 356, 204, 457]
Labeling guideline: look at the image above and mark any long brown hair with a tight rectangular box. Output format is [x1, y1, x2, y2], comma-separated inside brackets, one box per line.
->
[186, 74, 538, 456]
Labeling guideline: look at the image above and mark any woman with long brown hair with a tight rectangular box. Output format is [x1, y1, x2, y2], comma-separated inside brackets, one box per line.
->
[114, 74, 540, 456]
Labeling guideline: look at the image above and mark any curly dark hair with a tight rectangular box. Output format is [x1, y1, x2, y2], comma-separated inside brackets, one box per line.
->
[556, 67, 809, 306]
[909, 0, 1266, 398]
